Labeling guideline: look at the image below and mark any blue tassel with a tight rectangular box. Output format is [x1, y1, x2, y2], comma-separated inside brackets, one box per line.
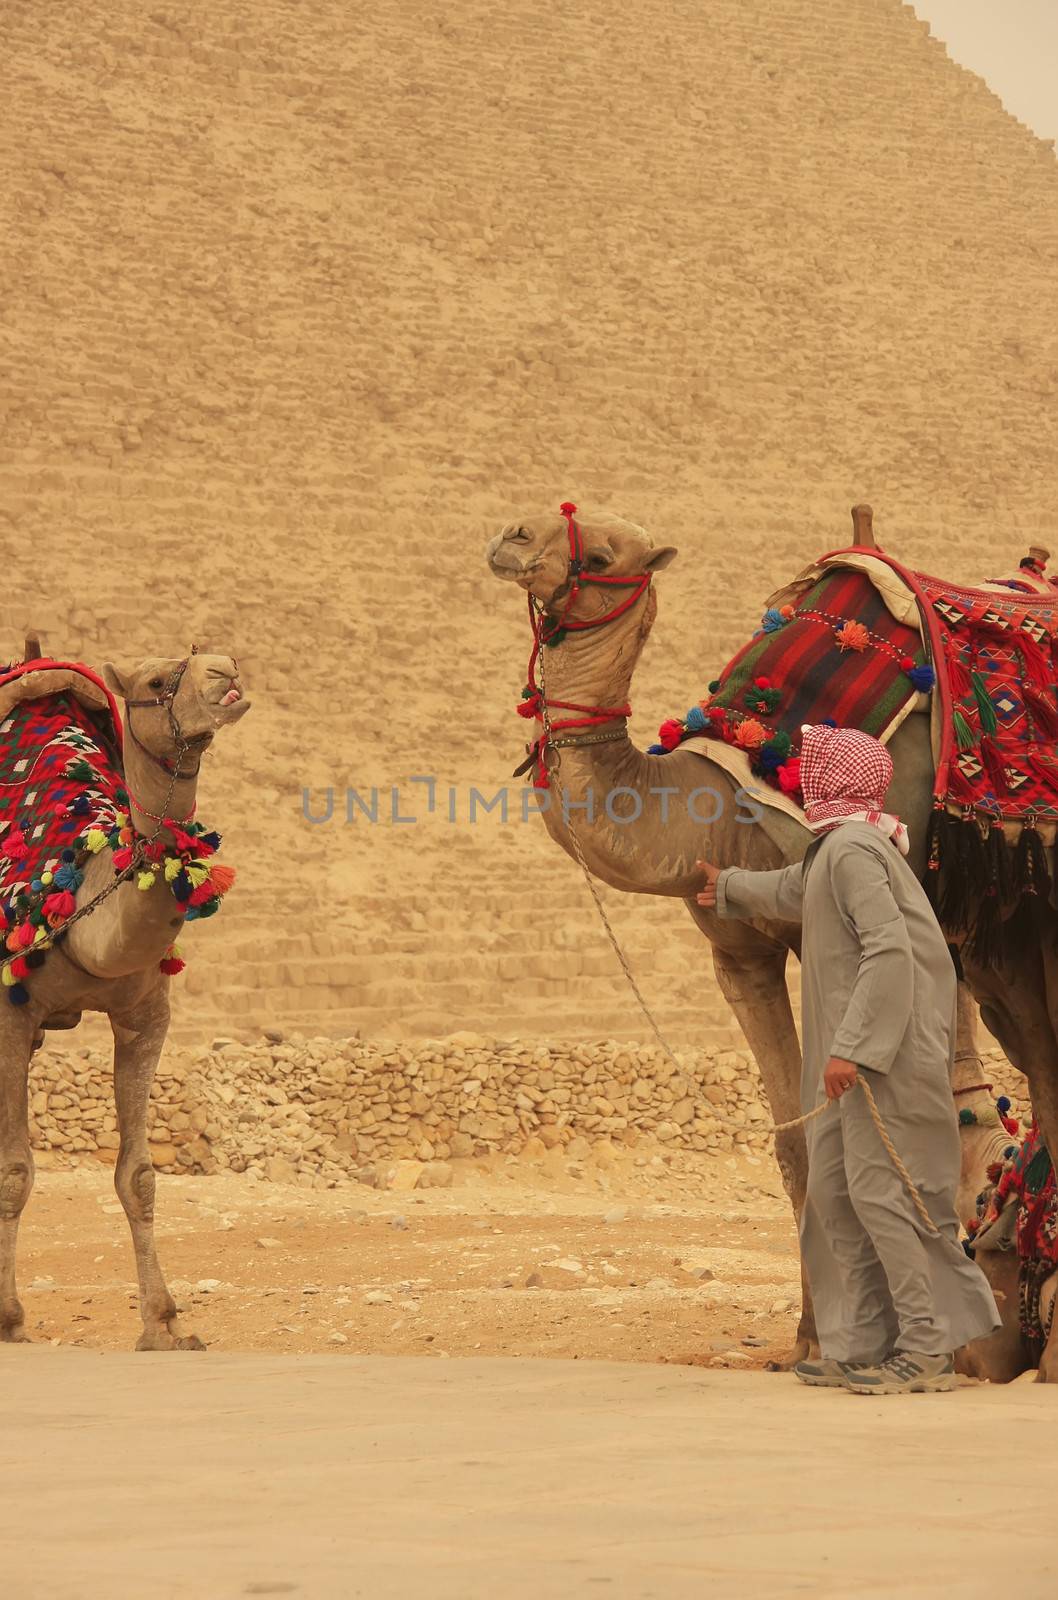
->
[172, 870, 193, 903]
[760, 607, 785, 633]
[820, 717, 837, 728]
[54, 865, 84, 891]
[61, 848, 76, 863]
[30, 879, 43, 894]
[8, 984, 29, 1005]
[647, 743, 667, 755]
[25, 950, 46, 970]
[684, 706, 707, 732]
[70, 796, 91, 817]
[198, 830, 222, 851]
[907, 664, 935, 692]
[997, 1096, 1011, 1117]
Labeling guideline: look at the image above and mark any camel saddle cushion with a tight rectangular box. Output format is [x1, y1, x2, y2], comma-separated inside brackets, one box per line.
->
[0, 660, 128, 996]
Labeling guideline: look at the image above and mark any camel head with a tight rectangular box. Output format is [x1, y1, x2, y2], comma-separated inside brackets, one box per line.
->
[101, 652, 250, 769]
[486, 509, 677, 626]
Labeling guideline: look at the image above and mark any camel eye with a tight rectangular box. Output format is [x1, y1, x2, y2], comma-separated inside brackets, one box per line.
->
[148, 676, 164, 690]
[587, 551, 612, 572]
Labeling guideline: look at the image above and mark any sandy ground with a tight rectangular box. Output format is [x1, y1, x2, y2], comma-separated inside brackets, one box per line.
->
[4, 1351, 1056, 1600]
[15, 1155, 802, 1365]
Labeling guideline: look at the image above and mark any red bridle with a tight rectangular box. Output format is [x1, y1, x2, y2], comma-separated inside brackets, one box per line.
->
[515, 502, 653, 786]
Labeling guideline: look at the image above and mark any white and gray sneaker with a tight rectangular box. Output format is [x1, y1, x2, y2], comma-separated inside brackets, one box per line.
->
[794, 1357, 862, 1388]
[843, 1351, 957, 1395]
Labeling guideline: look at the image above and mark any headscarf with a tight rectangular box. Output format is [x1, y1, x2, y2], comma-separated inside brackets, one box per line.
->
[799, 724, 910, 857]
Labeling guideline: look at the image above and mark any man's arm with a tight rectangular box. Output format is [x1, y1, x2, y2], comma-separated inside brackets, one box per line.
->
[696, 858, 805, 924]
[827, 843, 914, 1076]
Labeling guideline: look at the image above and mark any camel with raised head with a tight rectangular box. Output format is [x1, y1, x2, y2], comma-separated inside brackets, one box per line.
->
[0, 648, 248, 1350]
[487, 508, 1058, 1379]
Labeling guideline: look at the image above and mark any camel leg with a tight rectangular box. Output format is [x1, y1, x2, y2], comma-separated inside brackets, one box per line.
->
[111, 995, 204, 1352]
[955, 1251, 1029, 1383]
[1035, 1279, 1058, 1384]
[0, 1010, 36, 1343]
[710, 940, 818, 1367]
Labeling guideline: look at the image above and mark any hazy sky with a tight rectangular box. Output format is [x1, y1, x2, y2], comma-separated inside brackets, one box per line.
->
[912, 2, 1058, 145]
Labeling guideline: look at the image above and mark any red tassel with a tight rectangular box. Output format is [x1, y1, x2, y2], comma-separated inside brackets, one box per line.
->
[1, 831, 28, 862]
[1028, 750, 1058, 799]
[947, 652, 973, 703]
[112, 845, 134, 872]
[1024, 684, 1058, 742]
[9, 955, 28, 980]
[516, 696, 541, 720]
[43, 890, 76, 920]
[159, 956, 186, 975]
[208, 864, 236, 895]
[1018, 632, 1052, 694]
[979, 736, 1010, 796]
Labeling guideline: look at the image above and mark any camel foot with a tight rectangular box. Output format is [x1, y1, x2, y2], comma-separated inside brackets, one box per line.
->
[0, 1323, 31, 1343]
[136, 1324, 206, 1352]
[764, 1336, 820, 1372]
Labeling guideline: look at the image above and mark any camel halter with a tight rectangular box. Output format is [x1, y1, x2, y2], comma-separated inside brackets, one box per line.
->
[123, 647, 238, 794]
[514, 503, 653, 784]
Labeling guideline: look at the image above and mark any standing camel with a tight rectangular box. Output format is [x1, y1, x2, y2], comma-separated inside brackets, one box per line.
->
[0, 650, 248, 1350]
[487, 508, 1058, 1378]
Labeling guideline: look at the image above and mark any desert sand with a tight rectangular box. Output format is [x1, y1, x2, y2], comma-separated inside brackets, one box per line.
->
[5, 1349, 1056, 1600]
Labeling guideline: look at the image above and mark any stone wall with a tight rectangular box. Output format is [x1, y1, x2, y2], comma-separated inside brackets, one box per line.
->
[28, 1031, 1027, 1189]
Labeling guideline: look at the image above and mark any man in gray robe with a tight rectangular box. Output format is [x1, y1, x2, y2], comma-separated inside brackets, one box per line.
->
[697, 724, 999, 1394]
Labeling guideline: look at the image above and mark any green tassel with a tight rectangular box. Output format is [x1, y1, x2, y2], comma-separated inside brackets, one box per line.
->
[953, 710, 978, 750]
[65, 758, 96, 783]
[1023, 1144, 1053, 1194]
[971, 672, 998, 735]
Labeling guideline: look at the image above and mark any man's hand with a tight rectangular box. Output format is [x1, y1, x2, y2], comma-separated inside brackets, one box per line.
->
[695, 859, 721, 909]
[823, 1057, 859, 1100]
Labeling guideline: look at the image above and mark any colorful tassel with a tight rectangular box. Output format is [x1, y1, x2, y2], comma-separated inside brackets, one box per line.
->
[1024, 684, 1058, 742]
[906, 663, 935, 692]
[208, 864, 236, 895]
[684, 706, 707, 732]
[953, 710, 978, 751]
[111, 845, 135, 872]
[84, 828, 108, 853]
[971, 672, 998, 735]
[136, 869, 156, 891]
[8, 983, 29, 1005]
[834, 620, 870, 652]
[777, 757, 802, 795]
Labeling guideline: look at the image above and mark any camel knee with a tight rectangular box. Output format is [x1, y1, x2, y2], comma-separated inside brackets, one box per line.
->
[0, 1157, 33, 1220]
[116, 1158, 156, 1224]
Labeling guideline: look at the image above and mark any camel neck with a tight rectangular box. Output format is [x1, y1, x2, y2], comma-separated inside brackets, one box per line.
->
[121, 731, 201, 838]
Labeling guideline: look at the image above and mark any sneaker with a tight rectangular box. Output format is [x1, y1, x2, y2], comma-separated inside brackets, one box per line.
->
[843, 1351, 957, 1395]
[794, 1357, 859, 1388]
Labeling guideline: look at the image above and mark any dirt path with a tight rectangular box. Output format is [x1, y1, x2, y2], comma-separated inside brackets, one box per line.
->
[5, 1351, 1055, 1600]
[15, 1155, 802, 1367]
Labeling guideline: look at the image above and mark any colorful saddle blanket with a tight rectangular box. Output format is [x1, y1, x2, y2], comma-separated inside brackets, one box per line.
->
[649, 565, 928, 794]
[653, 549, 1058, 961]
[0, 662, 127, 902]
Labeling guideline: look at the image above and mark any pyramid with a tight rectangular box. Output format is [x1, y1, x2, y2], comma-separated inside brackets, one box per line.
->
[3, 0, 1057, 1041]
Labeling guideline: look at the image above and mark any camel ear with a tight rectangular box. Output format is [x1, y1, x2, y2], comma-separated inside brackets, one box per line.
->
[102, 662, 129, 699]
[645, 545, 678, 572]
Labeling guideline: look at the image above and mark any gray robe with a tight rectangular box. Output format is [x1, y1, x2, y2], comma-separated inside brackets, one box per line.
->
[718, 821, 1000, 1362]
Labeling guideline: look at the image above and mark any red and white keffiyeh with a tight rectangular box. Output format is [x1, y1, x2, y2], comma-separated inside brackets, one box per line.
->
[799, 724, 910, 856]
